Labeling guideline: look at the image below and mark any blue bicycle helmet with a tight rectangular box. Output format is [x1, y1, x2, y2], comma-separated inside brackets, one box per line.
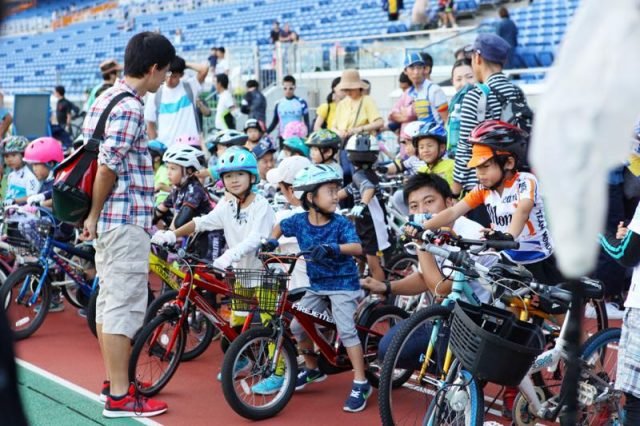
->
[215, 146, 260, 184]
[252, 138, 276, 160]
[413, 122, 447, 147]
[292, 164, 343, 198]
[148, 140, 167, 158]
[283, 136, 310, 157]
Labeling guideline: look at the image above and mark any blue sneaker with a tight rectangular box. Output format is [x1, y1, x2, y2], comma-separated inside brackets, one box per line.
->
[343, 381, 371, 413]
[251, 374, 285, 395]
[295, 368, 327, 391]
[217, 356, 251, 381]
[34, 299, 64, 314]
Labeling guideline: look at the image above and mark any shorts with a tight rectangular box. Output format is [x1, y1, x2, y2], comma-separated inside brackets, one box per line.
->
[356, 213, 390, 256]
[523, 254, 564, 285]
[616, 308, 640, 398]
[94, 225, 150, 339]
[290, 290, 360, 348]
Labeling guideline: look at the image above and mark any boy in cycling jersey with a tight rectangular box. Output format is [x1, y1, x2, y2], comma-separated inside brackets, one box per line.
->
[377, 121, 425, 176]
[2, 136, 39, 206]
[420, 120, 563, 285]
[154, 144, 223, 260]
[260, 164, 369, 412]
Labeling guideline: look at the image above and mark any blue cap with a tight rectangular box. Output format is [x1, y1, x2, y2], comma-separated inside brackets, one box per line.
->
[252, 138, 276, 160]
[472, 33, 511, 65]
[404, 52, 425, 68]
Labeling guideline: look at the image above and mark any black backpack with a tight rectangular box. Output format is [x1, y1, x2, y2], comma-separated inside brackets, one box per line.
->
[476, 83, 534, 136]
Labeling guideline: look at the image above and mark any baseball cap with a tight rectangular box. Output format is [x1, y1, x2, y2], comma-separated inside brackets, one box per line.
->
[266, 156, 311, 185]
[251, 138, 276, 160]
[471, 33, 511, 65]
[404, 52, 425, 68]
[99, 59, 123, 74]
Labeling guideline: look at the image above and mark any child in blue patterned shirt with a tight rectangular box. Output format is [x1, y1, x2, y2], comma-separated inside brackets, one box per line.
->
[258, 164, 371, 413]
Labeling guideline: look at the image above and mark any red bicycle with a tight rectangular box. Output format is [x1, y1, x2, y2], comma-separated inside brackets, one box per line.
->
[220, 252, 410, 420]
[128, 245, 282, 397]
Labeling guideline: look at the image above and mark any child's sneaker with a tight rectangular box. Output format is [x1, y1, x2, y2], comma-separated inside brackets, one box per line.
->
[34, 299, 64, 313]
[216, 356, 252, 381]
[103, 383, 167, 418]
[295, 368, 327, 391]
[343, 381, 371, 413]
[99, 380, 109, 403]
[251, 374, 285, 395]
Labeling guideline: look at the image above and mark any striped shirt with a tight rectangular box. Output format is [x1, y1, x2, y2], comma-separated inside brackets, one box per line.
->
[82, 79, 154, 235]
[454, 73, 519, 190]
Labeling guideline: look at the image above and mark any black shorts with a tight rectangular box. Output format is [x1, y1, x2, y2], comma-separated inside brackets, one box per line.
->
[523, 254, 564, 285]
[356, 215, 383, 256]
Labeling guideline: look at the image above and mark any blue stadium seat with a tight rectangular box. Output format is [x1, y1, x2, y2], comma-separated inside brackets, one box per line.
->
[537, 51, 554, 67]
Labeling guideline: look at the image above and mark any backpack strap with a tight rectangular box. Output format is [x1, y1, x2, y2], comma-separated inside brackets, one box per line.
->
[475, 83, 491, 122]
[182, 81, 202, 133]
[66, 92, 133, 186]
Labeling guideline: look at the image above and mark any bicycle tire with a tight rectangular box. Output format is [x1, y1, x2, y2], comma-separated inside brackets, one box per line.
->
[128, 309, 186, 397]
[180, 306, 215, 362]
[0, 265, 51, 340]
[378, 304, 454, 426]
[386, 254, 419, 280]
[359, 304, 409, 388]
[423, 360, 484, 426]
[221, 326, 298, 420]
[61, 283, 89, 309]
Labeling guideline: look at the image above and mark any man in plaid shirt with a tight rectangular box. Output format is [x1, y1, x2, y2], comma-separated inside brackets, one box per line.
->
[81, 32, 175, 418]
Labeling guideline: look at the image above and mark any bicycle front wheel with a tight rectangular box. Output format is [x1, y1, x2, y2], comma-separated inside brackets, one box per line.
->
[221, 326, 298, 421]
[378, 304, 454, 426]
[129, 309, 186, 397]
[423, 360, 484, 426]
[0, 265, 51, 340]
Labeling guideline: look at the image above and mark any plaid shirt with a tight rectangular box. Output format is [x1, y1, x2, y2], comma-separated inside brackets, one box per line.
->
[82, 79, 154, 235]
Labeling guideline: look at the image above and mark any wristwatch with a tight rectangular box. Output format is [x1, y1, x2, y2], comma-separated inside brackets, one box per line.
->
[383, 280, 392, 297]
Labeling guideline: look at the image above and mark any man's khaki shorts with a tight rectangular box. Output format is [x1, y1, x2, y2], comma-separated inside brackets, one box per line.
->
[94, 225, 150, 339]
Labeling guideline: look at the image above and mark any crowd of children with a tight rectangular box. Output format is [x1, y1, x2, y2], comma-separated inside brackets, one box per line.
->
[3, 35, 639, 421]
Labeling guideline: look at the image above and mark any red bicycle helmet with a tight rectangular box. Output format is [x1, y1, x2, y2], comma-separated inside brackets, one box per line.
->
[467, 120, 529, 168]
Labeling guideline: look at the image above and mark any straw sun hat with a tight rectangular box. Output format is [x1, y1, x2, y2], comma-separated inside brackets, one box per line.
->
[336, 69, 369, 91]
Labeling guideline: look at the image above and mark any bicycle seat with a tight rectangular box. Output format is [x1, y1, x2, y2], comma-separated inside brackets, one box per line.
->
[557, 277, 604, 300]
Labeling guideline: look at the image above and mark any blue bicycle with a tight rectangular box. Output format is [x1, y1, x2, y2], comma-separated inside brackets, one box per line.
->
[0, 206, 98, 340]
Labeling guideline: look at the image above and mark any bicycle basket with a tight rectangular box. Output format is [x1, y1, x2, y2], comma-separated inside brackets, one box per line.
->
[449, 300, 545, 387]
[225, 269, 290, 314]
[5, 213, 52, 254]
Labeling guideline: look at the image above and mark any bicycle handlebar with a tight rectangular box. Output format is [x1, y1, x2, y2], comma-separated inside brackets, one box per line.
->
[418, 230, 520, 251]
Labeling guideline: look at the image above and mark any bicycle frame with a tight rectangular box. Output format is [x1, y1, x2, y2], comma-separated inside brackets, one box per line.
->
[148, 250, 185, 291]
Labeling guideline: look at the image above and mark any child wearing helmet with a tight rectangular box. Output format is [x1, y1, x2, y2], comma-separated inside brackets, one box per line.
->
[339, 133, 391, 282]
[415, 123, 454, 186]
[152, 145, 275, 318]
[199, 130, 249, 178]
[23, 137, 65, 207]
[377, 121, 426, 176]
[420, 120, 561, 284]
[175, 134, 201, 149]
[282, 136, 309, 158]
[259, 164, 370, 412]
[148, 140, 171, 205]
[306, 129, 343, 177]
[2, 135, 40, 206]
[252, 138, 277, 199]
[243, 118, 263, 151]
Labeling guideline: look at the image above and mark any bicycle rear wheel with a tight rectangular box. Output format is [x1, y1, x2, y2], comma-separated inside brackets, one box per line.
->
[378, 304, 454, 426]
[221, 326, 298, 420]
[129, 309, 186, 397]
[0, 265, 51, 340]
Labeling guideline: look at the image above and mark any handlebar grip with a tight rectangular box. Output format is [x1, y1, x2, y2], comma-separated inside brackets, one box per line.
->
[484, 240, 520, 251]
[421, 244, 453, 261]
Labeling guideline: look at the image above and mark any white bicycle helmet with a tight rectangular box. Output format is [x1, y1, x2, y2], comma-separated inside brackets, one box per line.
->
[162, 144, 205, 171]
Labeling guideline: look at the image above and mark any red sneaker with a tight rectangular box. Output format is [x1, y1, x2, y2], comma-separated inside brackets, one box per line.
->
[103, 383, 167, 418]
[99, 380, 109, 403]
[502, 386, 519, 419]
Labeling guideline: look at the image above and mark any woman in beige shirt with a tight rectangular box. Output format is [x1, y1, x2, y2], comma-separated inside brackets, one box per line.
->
[331, 69, 384, 140]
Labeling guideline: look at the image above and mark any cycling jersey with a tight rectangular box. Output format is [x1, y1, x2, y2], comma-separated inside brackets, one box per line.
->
[463, 171, 553, 264]
[266, 96, 309, 136]
[6, 166, 40, 201]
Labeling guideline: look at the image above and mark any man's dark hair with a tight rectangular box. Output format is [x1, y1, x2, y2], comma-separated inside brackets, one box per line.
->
[101, 70, 117, 80]
[218, 46, 225, 54]
[498, 7, 509, 18]
[419, 52, 434, 69]
[403, 173, 453, 205]
[54, 85, 65, 97]
[283, 75, 296, 85]
[399, 72, 411, 85]
[216, 73, 229, 89]
[246, 79, 259, 89]
[169, 55, 186, 75]
[124, 32, 175, 78]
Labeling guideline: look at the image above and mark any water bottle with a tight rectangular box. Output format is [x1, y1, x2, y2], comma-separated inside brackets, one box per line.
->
[448, 104, 461, 158]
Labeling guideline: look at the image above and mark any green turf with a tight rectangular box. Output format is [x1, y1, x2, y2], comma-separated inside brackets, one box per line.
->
[17, 365, 145, 426]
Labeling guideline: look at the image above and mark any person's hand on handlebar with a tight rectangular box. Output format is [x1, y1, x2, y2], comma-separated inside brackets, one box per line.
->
[260, 238, 279, 252]
[309, 243, 340, 262]
[482, 229, 514, 241]
[402, 221, 424, 239]
[151, 230, 176, 246]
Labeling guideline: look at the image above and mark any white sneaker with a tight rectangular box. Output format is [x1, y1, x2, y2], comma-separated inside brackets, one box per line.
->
[585, 302, 624, 320]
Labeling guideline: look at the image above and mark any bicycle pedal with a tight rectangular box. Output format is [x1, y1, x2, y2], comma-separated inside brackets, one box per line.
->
[577, 381, 597, 406]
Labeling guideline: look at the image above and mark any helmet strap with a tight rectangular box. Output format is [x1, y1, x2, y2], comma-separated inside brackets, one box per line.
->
[308, 190, 333, 217]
